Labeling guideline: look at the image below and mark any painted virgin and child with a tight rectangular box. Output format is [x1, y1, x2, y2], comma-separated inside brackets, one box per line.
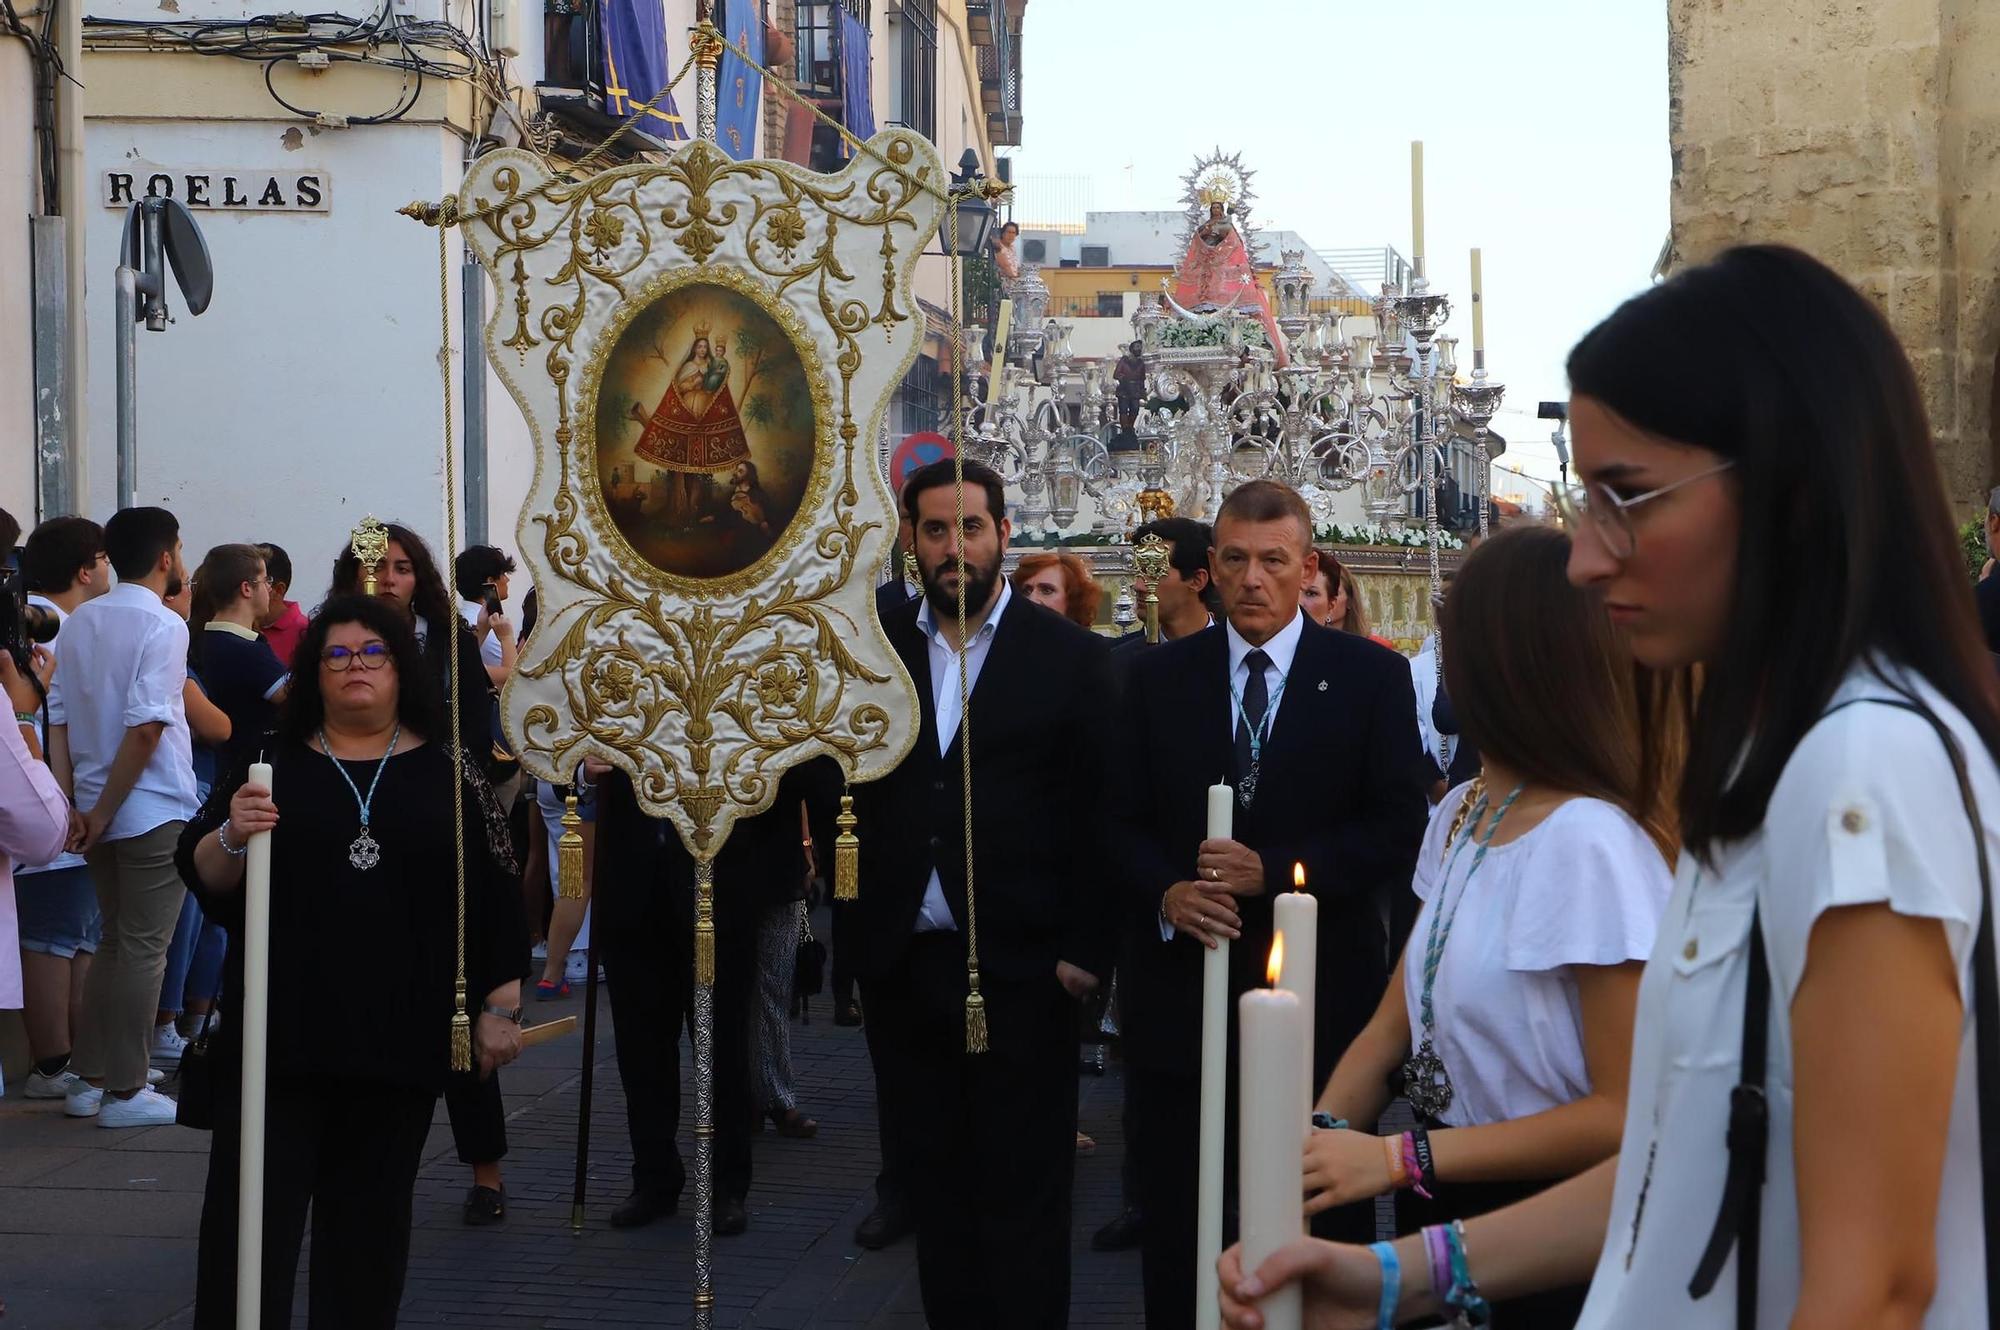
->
[629, 331, 753, 527]
[1169, 199, 1289, 366]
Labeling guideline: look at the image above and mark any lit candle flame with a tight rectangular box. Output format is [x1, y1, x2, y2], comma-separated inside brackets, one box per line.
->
[1267, 936, 1284, 986]
[1293, 862, 1306, 892]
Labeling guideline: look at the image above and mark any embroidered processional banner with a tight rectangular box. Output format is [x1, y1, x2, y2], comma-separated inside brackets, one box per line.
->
[461, 133, 942, 854]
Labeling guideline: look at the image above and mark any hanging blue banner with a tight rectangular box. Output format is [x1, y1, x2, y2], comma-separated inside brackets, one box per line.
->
[599, 0, 689, 142]
[716, 3, 765, 160]
[837, 8, 874, 159]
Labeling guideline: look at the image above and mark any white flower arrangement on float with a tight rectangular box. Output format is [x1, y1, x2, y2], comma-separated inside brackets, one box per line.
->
[1315, 523, 1464, 551]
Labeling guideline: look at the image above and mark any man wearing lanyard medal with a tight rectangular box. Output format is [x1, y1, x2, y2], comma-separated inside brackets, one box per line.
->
[1110, 479, 1430, 1329]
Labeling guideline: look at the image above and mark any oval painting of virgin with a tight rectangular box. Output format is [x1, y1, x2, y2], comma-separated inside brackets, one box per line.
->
[594, 283, 817, 581]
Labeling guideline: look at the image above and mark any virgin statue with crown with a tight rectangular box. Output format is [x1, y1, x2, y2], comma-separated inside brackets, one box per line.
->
[628, 319, 751, 527]
[1169, 181, 1289, 365]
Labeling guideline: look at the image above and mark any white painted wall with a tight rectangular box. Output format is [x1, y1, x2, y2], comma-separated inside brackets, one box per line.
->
[82, 119, 532, 605]
[1, 44, 40, 526]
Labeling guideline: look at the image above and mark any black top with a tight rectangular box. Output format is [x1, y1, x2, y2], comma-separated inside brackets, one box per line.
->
[1978, 572, 2000, 656]
[1110, 619, 1430, 1080]
[418, 613, 497, 771]
[175, 738, 529, 1094]
[848, 593, 1117, 983]
[193, 625, 287, 772]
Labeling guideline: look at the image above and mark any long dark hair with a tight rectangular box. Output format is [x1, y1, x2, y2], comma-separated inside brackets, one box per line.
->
[1442, 525, 1677, 857]
[1568, 245, 2000, 858]
[326, 522, 456, 633]
[279, 594, 443, 744]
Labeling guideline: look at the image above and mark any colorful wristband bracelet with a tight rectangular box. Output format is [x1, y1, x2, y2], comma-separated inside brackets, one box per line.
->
[1369, 1240, 1401, 1330]
[1399, 1131, 1434, 1200]
[1443, 1220, 1492, 1326]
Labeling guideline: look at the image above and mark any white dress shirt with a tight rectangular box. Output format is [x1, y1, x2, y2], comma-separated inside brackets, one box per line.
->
[1223, 608, 1303, 739]
[1410, 633, 1455, 773]
[45, 581, 197, 841]
[911, 579, 1012, 932]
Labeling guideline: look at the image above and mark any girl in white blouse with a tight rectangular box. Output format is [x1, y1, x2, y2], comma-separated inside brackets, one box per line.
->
[1221, 245, 2000, 1330]
[1303, 524, 1677, 1328]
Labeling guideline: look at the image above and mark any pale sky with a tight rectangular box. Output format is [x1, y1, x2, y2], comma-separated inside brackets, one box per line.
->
[1012, 0, 1669, 495]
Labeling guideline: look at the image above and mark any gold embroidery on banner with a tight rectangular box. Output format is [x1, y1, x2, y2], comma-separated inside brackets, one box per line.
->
[465, 134, 936, 852]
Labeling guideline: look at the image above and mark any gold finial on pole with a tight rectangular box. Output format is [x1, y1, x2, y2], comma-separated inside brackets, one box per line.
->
[833, 791, 860, 901]
[692, 1, 722, 143]
[397, 197, 461, 228]
[350, 515, 389, 597]
[1133, 532, 1171, 645]
[557, 790, 586, 898]
[902, 548, 919, 589]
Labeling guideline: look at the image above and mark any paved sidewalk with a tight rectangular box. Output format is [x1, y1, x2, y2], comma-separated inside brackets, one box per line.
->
[0, 943, 1144, 1329]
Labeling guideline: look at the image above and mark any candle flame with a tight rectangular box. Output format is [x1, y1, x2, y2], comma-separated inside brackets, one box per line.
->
[1293, 861, 1306, 891]
[1267, 936, 1284, 986]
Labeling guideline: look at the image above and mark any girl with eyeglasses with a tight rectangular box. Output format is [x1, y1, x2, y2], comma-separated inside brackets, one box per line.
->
[1220, 246, 2000, 1330]
[175, 594, 527, 1328]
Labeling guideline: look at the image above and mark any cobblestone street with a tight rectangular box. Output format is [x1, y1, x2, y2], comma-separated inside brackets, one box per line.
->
[0, 919, 1145, 1329]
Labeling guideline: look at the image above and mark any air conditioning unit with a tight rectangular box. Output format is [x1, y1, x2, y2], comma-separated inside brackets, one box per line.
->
[1023, 237, 1047, 263]
[1080, 244, 1109, 268]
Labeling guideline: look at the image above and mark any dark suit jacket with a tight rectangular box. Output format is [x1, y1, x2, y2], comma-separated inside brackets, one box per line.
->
[596, 757, 841, 926]
[849, 592, 1116, 985]
[1979, 572, 2000, 655]
[1111, 618, 1429, 1081]
[876, 578, 916, 622]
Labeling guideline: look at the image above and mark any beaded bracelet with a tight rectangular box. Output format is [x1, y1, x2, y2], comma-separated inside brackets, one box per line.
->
[217, 819, 249, 857]
[1368, 1240, 1401, 1330]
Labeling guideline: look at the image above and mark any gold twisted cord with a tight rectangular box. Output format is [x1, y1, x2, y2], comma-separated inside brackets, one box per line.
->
[947, 203, 987, 1054]
[437, 220, 474, 1073]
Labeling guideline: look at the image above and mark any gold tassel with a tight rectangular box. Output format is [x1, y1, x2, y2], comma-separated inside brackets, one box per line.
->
[965, 979, 989, 1054]
[450, 981, 472, 1073]
[834, 793, 859, 901]
[694, 859, 716, 986]
[557, 792, 585, 899]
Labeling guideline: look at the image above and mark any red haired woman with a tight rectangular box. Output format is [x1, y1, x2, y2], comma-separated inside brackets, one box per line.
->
[1013, 551, 1102, 631]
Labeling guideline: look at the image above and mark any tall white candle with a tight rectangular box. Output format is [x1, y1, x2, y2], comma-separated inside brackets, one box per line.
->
[237, 760, 274, 1330]
[1195, 782, 1234, 1330]
[1238, 947, 1307, 1330]
[1274, 864, 1318, 1108]
[1470, 247, 1485, 357]
[1410, 141, 1426, 272]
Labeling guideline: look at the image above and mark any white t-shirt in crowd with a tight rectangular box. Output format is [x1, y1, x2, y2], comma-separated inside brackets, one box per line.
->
[1404, 784, 1672, 1127]
[1577, 662, 1994, 1329]
[18, 594, 84, 875]
[45, 581, 197, 841]
[460, 599, 504, 671]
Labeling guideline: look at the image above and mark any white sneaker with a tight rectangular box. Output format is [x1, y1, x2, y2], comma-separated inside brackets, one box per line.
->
[97, 1086, 178, 1128]
[25, 1067, 82, 1099]
[147, 1067, 166, 1086]
[530, 941, 550, 961]
[564, 950, 589, 982]
[150, 1023, 187, 1065]
[64, 1084, 103, 1117]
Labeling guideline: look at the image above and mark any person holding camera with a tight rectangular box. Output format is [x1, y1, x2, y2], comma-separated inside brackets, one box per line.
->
[12, 517, 111, 1098]
[453, 545, 519, 689]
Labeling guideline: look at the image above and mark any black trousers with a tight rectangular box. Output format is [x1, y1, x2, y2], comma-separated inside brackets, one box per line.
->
[598, 880, 758, 1202]
[444, 1066, 506, 1166]
[193, 1076, 436, 1330]
[1129, 1065, 1375, 1330]
[861, 934, 1079, 1330]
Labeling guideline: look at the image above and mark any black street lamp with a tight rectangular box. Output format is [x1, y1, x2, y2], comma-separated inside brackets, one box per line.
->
[944, 146, 993, 257]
